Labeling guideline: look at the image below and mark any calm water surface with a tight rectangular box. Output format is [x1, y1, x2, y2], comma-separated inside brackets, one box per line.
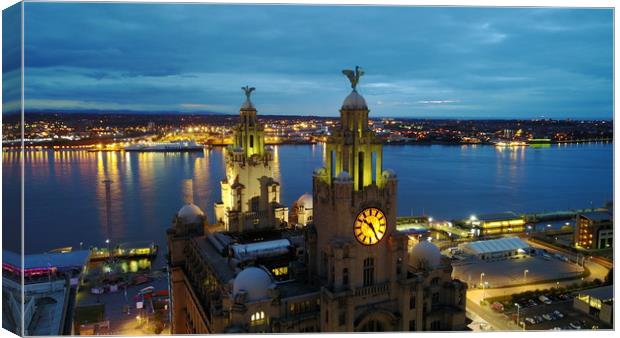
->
[2, 143, 612, 254]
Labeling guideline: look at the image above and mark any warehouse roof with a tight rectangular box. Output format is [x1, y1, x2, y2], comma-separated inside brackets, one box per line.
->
[3, 250, 90, 270]
[462, 237, 529, 254]
[578, 285, 613, 302]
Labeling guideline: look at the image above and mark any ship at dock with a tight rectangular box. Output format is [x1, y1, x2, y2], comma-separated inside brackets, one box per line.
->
[124, 140, 204, 152]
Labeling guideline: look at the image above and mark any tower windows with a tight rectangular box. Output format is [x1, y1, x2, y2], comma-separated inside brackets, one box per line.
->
[358, 151, 364, 188]
[363, 257, 374, 286]
[250, 135, 254, 148]
[251, 311, 266, 325]
[343, 268, 349, 288]
[330, 150, 336, 178]
[371, 151, 377, 184]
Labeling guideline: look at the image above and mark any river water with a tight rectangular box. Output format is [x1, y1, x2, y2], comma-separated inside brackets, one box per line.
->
[2, 142, 612, 254]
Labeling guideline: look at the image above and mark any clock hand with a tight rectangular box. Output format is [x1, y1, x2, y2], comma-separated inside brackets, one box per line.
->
[364, 219, 378, 238]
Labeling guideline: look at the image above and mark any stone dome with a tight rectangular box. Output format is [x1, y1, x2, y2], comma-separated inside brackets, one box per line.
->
[335, 171, 352, 182]
[232, 267, 274, 302]
[409, 239, 441, 269]
[177, 203, 205, 224]
[382, 169, 397, 179]
[240, 98, 255, 110]
[342, 90, 368, 110]
[297, 193, 313, 210]
[313, 167, 327, 176]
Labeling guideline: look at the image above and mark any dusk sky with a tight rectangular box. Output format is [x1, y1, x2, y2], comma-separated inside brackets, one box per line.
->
[3, 3, 614, 118]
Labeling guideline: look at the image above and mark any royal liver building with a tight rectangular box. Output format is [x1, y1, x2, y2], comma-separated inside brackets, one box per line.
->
[167, 68, 467, 333]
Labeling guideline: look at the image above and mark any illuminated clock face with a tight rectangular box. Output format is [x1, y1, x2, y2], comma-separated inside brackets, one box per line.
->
[354, 207, 387, 245]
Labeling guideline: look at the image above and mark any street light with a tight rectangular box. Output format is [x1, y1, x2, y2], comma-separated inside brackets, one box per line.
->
[480, 272, 485, 287]
[514, 303, 521, 328]
[482, 281, 488, 300]
[105, 238, 112, 260]
[523, 269, 529, 283]
[79, 242, 83, 250]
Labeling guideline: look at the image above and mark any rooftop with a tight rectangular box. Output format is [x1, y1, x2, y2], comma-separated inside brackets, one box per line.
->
[578, 285, 613, 302]
[462, 237, 529, 254]
[476, 212, 521, 221]
[3, 249, 90, 271]
[579, 211, 612, 222]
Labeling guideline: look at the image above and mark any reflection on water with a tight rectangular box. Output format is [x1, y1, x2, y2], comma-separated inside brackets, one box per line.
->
[4, 142, 612, 254]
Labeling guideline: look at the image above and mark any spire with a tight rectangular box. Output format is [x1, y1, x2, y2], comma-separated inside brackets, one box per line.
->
[341, 66, 368, 110]
[241, 85, 256, 110]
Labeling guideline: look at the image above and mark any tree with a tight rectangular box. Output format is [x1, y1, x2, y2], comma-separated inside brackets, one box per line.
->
[604, 268, 613, 285]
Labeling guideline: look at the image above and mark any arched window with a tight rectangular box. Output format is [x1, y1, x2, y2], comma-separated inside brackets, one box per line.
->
[251, 311, 266, 325]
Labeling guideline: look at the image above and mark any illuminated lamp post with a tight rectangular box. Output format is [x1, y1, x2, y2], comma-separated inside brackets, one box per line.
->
[479, 272, 485, 287]
[515, 303, 521, 328]
[523, 269, 529, 283]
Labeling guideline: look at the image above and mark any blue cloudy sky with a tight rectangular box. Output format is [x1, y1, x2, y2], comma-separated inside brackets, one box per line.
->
[3, 3, 613, 118]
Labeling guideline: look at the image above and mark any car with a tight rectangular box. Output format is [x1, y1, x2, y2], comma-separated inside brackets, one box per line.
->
[525, 317, 536, 325]
[569, 322, 582, 329]
[542, 253, 552, 260]
[542, 313, 553, 321]
[539, 295, 552, 304]
[534, 315, 544, 323]
[553, 310, 564, 319]
[558, 293, 570, 300]
[528, 299, 538, 307]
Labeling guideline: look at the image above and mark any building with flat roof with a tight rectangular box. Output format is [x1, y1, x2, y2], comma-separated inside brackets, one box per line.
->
[574, 211, 612, 250]
[2, 250, 90, 335]
[466, 212, 526, 237]
[573, 285, 613, 326]
[459, 237, 530, 261]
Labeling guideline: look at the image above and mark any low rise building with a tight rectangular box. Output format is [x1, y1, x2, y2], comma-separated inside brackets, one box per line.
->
[574, 211, 612, 250]
[573, 285, 613, 326]
[459, 237, 530, 261]
[467, 212, 525, 236]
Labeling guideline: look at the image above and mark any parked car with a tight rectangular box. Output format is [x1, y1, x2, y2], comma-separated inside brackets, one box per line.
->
[525, 317, 536, 325]
[542, 253, 552, 260]
[534, 315, 544, 323]
[558, 293, 570, 300]
[569, 322, 582, 329]
[490, 302, 504, 313]
[553, 310, 564, 319]
[538, 295, 552, 304]
[542, 313, 553, 321]
[528, 299, 538, 307]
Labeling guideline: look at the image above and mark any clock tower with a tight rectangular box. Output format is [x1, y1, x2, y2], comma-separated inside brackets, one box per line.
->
[309, 66, 409, 331]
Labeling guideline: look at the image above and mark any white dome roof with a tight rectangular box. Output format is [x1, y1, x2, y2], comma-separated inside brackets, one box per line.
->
[297, 193, 313, 209]
[232, 267, 273, 302]
[409, 239, 441, 269]
[342, 90, 368, 110]
[382, 169, 397, 179]
[177, 203, 205, 224]
[313, 167, 327, 176]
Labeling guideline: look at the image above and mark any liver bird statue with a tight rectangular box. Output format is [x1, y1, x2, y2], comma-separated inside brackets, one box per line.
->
[342, 66, 364, 91]
[242, 85, 256, 100]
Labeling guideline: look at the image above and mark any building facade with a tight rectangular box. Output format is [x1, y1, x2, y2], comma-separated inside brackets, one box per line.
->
[214, 87, 288, 232]
[574, 211, 613, 250]
[167, 69, 467, 333]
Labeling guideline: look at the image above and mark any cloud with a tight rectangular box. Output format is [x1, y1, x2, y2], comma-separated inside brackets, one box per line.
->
[14, 4, 613, 119]
[418, 100, 459, 104]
